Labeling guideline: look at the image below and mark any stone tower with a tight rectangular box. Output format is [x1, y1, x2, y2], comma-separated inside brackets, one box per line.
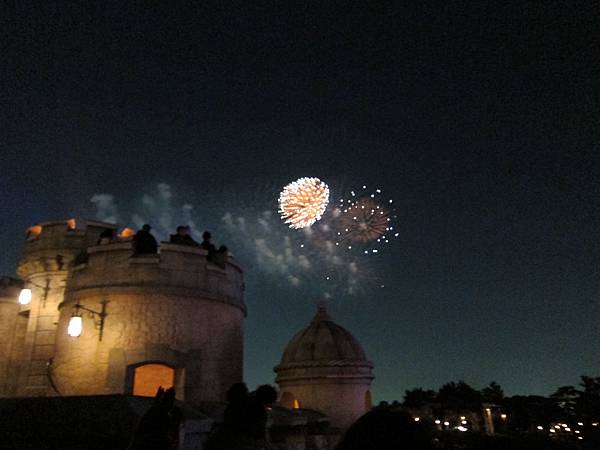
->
[1, 219, 245, 404]
[274, 304, 374, 429]
[51, 240, 245, 404]
[15, 220, 112, 396]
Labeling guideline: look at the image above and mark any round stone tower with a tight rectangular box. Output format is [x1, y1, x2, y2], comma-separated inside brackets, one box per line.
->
[274, 303, 374, 429]
[51, 241, 245, 405]
[16, 220, 115, 396]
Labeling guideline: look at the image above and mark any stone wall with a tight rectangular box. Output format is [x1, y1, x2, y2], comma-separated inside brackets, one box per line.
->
[52, 241, 245, 404]
[14, 220, 113, 396]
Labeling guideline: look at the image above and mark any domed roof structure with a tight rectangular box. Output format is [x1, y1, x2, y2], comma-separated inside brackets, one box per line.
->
[278, 303, 371, 366]
[274, 303, 374, 429]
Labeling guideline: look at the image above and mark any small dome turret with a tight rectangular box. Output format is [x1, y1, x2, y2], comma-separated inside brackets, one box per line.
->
[274, 302, 374, 429]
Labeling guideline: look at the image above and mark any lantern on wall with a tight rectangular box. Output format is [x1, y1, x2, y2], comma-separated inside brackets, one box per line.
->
[18, 288, 32, 305]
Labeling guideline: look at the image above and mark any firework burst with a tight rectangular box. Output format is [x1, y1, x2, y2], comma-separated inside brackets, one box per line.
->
[278, 177, 330, 229]
[329, 185, 399, 253]
[335, 197, 390, 242]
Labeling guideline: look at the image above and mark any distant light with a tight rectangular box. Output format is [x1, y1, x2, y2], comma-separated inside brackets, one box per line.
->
[550, 429, 556, 433]
[18, 288, 32, 305]
[537, 426, 543, 430]
[460, 416, 466, 420]
[435, 420, 441, 424]
[443, 421, 450, 426]
[362, 185, 366, 189]
[414, 417, 420, 422]
[555, 425, 561, 429]
[578, 422, 583, 426]
[67, 315, 83, 337]
[593, 423, 599, 427]
[500, 414, 507, 420]
[565, 427, 571, 432]
[578, 436, 583, 440]
[461, 420, 467, 425]
[561, 424, 567, 428]
[457, 426, 467, 432]
[575, 430, 580, 434]
[300, 244, 304, 248]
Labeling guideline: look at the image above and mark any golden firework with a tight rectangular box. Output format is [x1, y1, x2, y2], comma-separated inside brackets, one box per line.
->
[278, 177, 330, 229]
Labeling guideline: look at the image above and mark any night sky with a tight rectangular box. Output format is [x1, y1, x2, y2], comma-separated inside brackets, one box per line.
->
[3, 4, 599, 402]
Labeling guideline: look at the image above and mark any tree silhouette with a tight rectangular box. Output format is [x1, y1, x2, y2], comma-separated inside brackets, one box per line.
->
[482, 381, 504, 404]
[403, 388, 437, 408]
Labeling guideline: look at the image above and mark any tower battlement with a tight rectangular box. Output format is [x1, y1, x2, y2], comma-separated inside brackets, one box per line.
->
[2, 220, 245, 404]
[19, 220, 116, 277]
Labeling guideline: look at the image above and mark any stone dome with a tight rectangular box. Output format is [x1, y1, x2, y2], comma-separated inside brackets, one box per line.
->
[277, 303, 371, 367]
[274, 303, 374, 429]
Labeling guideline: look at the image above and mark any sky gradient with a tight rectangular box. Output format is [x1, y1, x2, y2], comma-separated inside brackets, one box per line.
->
[2, 3, 599, 402]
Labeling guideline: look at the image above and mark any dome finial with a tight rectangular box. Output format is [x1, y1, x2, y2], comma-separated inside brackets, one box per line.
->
[313, 300, 332, 322]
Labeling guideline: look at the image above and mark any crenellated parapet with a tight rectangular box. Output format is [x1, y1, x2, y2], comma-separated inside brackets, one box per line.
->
[18, 220, 116, 278]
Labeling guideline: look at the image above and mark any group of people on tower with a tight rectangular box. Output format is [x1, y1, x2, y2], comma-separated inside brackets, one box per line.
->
[97, 224, 229, 266]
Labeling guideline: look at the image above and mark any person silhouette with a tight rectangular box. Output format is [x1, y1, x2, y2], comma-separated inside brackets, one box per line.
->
[170, 225, 200, 247]
[336, 409, 434, 450]
[133, 224, 158, 254]
[128, 387, 181, 450]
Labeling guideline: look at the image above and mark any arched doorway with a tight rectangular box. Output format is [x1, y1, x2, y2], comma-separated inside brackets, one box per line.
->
[132, 363, 175, 397]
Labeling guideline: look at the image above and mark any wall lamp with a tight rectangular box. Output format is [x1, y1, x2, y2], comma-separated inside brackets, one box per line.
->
[68, 299, 108, 341]
[18, 279, 53, 307]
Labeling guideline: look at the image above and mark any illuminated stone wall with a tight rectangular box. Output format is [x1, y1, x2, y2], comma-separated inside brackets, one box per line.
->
[13, 220, 113, 397]
[277, 378, 373, 429]
[51, 242, 245, 404]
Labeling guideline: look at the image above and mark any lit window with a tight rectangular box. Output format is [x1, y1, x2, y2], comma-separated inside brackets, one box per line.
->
[133, 364, 174, 397]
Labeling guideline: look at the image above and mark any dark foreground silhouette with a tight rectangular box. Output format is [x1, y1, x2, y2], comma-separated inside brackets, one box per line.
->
[205, 383, 277, 450]
[128, 387, 181, 450]
[336, 409, 435, 450]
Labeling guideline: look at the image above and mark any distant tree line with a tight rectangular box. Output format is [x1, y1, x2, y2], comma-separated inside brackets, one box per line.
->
[379, 376, 600, 430]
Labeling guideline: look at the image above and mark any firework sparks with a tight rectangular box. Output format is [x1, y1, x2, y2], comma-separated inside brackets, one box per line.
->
[278, 177, 330, 229]
[335, 197, 390, 242]
[328, 185, 398, 254]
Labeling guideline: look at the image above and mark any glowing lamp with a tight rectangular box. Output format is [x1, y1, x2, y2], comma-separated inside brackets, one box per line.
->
[293, 399, 300, 409]
[67, 315, 83, 337]
[414, 417, 420, 422]
[67, 218, 77, 230]
[119, 227, 135, 239]
[18, 288, 32, 305]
